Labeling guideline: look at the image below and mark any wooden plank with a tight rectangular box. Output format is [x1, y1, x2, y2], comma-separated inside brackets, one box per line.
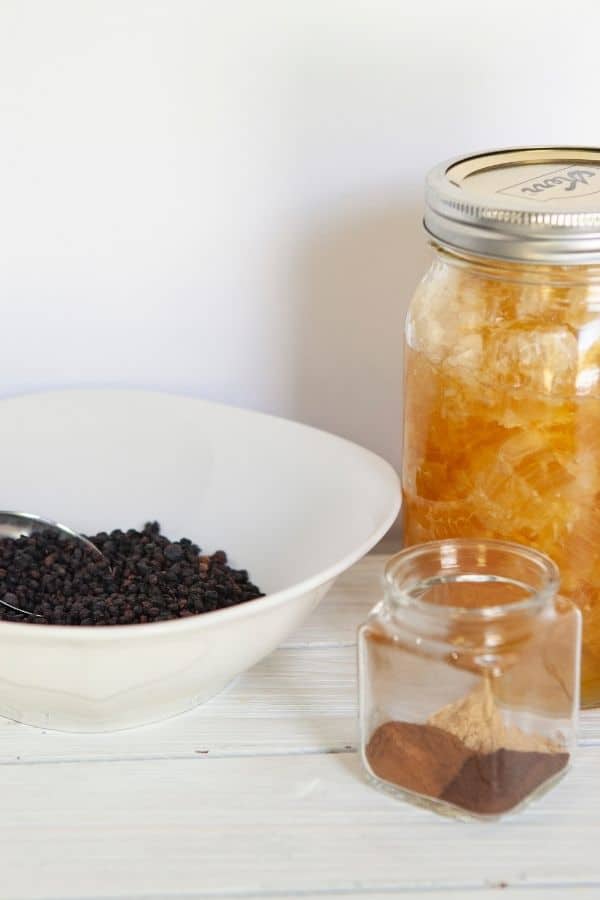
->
[0, 646, 357, 763]
[1, 638, 595, 763]
[2, 750, 600, 900]
[9, 889, 600, 900]
[579, 712, 600, 744]
[39, 891, 600, 900]
[264, 893, 600, 900]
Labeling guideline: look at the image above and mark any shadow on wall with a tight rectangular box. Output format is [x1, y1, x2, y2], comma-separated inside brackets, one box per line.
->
[290, 201, 431, 540]
[291, 201, 429, 464]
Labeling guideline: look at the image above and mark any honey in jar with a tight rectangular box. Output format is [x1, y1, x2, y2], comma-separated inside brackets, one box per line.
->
[403, 148, 600, 706]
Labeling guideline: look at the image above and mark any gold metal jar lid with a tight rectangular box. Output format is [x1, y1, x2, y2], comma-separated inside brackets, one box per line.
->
[425, 147, 600, 264]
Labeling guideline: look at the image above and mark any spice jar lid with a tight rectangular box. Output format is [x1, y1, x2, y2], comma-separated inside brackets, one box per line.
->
[425, 147, 600, 265]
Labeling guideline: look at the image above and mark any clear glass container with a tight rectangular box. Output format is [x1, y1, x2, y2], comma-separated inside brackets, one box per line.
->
[358, 539, 580, 820]
[404, 147, 600, 707]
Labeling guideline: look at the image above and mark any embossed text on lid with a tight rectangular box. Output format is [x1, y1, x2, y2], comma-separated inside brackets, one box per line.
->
[425, 147, 600, 264]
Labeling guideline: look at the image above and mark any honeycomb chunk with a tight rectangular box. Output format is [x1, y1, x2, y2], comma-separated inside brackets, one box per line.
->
[402, 261, 600, 706]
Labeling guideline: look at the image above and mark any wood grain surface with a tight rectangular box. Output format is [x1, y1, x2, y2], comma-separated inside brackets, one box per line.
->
[2, 555, 599, 899]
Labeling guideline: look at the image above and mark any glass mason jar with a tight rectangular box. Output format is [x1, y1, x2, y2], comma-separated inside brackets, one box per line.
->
[358, 539, 580, 821]
[403, 147, 600, 707]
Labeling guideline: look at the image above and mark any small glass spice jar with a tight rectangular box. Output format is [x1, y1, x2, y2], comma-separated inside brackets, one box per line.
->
[358, 539, 581, 820]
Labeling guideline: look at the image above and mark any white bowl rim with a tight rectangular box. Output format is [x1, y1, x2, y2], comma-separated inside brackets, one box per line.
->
[0, 389, 401, 641]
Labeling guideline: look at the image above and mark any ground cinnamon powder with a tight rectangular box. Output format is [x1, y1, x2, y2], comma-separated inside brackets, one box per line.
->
[365, 721, 471, 797]
[365, 683, 569, 815]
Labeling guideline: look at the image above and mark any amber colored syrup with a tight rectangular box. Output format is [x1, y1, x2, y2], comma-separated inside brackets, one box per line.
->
[402, 270, 600, 706]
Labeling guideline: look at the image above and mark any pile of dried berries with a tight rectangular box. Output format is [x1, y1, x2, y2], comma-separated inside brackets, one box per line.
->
[0, 522, 263, 625]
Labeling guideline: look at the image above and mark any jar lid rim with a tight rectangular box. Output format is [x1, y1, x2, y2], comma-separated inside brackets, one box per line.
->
[425, 147, 600, 264]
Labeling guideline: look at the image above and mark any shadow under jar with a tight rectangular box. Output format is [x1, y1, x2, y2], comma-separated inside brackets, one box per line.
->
[358, 540, 580, 820]
[403, 147, 600, 707]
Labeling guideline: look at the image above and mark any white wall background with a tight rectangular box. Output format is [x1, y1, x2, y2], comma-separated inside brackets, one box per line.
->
[1, 0, 600, 478]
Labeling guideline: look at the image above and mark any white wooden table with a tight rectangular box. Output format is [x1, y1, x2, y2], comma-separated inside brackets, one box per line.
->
[2, 555, 600, 900]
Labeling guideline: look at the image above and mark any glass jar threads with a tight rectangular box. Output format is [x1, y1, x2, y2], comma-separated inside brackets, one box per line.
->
[358, 540, 580, 820]
[403, 147, 600, 707]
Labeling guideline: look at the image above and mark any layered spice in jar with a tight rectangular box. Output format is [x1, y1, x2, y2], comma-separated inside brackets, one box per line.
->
[403, 148, 600, 706]
[358, 540, 580, 819]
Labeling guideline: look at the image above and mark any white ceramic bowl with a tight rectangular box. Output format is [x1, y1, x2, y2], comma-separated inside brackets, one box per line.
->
[0, 390, 400, 731]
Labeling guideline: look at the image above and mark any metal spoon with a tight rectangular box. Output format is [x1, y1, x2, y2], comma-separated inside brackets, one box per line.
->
[0, 512, 105, 618]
